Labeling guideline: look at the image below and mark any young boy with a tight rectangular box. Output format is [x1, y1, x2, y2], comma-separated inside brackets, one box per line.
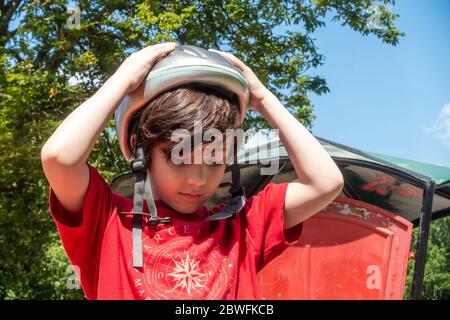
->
[41, 42, 344, 300]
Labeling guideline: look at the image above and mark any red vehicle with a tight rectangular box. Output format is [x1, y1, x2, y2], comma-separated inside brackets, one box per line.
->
[111, 135, 450, 300]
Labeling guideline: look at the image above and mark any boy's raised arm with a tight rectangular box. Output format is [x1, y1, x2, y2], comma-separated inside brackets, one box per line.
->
[208, 49, 344, 230]
[40, 43, 176, 216]
[41, 76, 128, 167]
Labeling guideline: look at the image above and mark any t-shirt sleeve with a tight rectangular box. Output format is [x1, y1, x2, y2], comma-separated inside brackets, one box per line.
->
[245, 182, 303, 271]
[48, 163, 116, 299]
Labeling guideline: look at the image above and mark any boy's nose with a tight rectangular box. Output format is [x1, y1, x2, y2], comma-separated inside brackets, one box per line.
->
[186, 164, 207, 187]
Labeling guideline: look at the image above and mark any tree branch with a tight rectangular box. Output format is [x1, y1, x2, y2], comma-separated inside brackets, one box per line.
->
[0, 0, 23, 47]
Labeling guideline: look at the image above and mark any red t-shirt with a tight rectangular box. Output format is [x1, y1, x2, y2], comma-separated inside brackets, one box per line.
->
[49, 164, 303, 300]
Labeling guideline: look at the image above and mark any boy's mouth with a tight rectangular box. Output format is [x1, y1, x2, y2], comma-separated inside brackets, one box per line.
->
[179, 192, 203, 199]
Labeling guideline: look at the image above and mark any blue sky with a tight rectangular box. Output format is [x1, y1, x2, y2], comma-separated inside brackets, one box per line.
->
[304, 0, 450, 167]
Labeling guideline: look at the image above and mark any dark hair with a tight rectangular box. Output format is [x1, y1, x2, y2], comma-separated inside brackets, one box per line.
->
[128, 83, 242, 167]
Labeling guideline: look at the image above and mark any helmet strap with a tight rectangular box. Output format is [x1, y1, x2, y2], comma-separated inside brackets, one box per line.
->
[205, 135, 246, 221]
[130, 132, 171, 268]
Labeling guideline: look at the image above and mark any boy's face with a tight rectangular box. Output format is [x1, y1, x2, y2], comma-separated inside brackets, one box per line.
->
[147, 139, 233, 214]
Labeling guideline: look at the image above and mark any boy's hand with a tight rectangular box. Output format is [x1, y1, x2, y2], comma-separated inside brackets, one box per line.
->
[208, 48, 272, 113]
[114, 42, 177, 94]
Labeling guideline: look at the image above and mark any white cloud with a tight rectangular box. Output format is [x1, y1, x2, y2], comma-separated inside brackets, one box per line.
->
[422, 103, 450, 148]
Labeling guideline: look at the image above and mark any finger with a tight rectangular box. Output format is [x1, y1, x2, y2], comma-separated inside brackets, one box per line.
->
[140, 42, 177, 55]
[208, 49, 247, 71]
[154, 42, 177, 50]
[139, 43, 176, 64]
[153, 44, 177, 56]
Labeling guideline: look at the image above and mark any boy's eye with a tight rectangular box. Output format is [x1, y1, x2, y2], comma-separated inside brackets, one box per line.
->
[168, 155, 187, 164]
[213, 163, 224, 167]
[206, 159, 224, 166]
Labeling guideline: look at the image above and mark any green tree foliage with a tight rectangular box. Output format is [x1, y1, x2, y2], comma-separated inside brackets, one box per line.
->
[405, 216, 450, 300]
[0, 0, 408, 299]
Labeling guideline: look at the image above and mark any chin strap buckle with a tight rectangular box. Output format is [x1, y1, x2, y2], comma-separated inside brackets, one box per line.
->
[131, 158, 146, 173]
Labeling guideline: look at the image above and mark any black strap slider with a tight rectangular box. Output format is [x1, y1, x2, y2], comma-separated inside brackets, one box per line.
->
[131, 158, 146, 172]
[147, 216, 172, 226]
[230, 185, 245, 198]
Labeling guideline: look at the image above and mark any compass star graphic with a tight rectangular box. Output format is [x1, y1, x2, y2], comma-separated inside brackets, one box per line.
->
[168, 253, 206, 295]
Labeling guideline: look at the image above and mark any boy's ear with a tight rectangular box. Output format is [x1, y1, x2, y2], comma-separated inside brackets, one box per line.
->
[130, 134, 137, 153]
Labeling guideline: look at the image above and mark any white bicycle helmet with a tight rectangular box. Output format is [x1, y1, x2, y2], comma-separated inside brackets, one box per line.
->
[115, 44, 249, 162]
[114, 44, 249, 267]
